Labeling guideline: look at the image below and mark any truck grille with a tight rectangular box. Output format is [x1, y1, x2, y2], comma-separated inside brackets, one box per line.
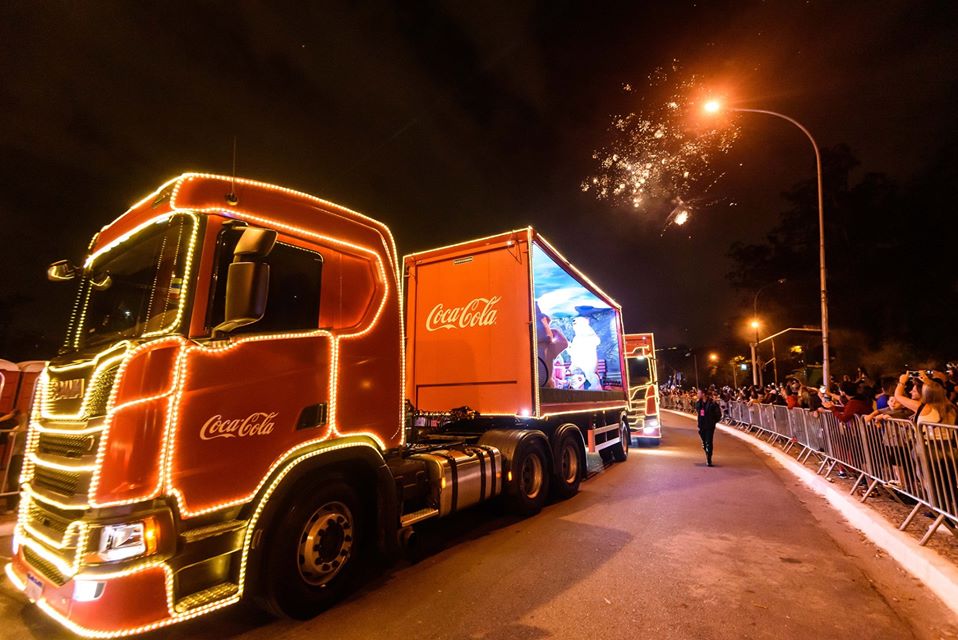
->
[36, 432, 97, 459]
[23, 547, 68, 587]
[32, 467, 83, 497]
[85, 366, 118, 417]
[28, 501, 74, 539]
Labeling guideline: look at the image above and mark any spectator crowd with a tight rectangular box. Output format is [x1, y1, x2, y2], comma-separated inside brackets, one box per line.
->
[662, 364, 958, 428]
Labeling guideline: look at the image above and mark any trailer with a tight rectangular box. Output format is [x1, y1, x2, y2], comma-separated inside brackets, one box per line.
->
[623, 333, 661, 443]
[6, 174, 632, 636]
[405, 229, 630, 446]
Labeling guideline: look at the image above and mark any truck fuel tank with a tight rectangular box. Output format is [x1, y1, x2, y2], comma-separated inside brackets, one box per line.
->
[410, 445, 501, 517]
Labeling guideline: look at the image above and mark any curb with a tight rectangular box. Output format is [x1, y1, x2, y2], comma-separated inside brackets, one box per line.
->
[663, 408, 958, 617]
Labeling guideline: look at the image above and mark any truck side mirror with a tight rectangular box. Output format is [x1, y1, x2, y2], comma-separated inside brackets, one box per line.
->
[213, 227, 277, 336]
[47, 260, 78, 282]
[233, 226, 277, 259]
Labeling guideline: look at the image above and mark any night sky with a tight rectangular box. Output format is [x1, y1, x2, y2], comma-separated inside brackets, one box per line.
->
[1, 1, 956, 360]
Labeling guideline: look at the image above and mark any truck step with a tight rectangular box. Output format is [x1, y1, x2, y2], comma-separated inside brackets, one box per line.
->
[400, 508, 439, 527]
[173, 582, 239, 613]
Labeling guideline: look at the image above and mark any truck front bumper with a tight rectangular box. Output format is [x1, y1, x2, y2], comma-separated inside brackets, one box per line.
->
[7, 547, 176, 637]
[636, 416, 661, 439]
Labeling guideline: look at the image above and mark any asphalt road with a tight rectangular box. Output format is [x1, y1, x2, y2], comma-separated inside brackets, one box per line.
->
[2, 412, 956, 640]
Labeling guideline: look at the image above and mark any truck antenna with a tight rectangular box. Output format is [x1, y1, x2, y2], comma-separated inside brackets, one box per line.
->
[225, 135, 239, 205]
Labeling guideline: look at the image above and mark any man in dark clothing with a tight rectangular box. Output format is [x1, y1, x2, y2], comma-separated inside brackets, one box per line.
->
[694, 389, 722, 466]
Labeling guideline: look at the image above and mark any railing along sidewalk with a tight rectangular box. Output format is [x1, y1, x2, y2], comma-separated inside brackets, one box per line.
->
[1, 424, 24, 501]
[722, 399, 957, 545]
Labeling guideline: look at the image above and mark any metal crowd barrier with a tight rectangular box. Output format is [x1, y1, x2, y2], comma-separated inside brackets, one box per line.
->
[662, 395, 958, 545]
[1, 425, 24, 503]
[723, 399, 958, 545]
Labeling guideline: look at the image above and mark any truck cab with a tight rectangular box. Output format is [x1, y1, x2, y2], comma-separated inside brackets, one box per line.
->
[624, 333, 661, 443]
[8, 174, 404, 634]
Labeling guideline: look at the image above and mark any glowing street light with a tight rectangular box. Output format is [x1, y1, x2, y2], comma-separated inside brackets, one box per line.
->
[704, 99, 831, 388]
[750, 319, 760, 330]
[708, 352, 719, 362]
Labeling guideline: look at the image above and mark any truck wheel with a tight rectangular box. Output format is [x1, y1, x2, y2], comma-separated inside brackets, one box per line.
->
[611, 422, 630, 462]
[505, 439, 550, 516]
[260, 479, 364, 619]
[551, 433, 583, 500]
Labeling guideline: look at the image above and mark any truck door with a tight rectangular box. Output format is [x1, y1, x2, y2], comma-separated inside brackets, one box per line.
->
[171, 231, 333, 516]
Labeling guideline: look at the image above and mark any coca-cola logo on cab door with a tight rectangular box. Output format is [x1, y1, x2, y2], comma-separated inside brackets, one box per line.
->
[200, 412, 278, 441]
[425, 296, 501, 331]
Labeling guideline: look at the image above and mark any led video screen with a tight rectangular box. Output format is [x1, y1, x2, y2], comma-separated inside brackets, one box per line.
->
[532, 243, 622, 392]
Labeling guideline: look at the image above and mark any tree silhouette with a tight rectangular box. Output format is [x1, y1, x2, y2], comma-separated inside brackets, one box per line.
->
[727, 144, 958, 365]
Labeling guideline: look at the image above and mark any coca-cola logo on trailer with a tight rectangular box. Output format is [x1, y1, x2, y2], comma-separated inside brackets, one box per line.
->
[425, 296, 502, 331]
[200, 412, 278, 440]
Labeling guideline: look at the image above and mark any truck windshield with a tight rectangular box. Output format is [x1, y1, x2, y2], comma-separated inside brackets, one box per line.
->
[628, 356, 651, 385]
[71, 215, 196, 351]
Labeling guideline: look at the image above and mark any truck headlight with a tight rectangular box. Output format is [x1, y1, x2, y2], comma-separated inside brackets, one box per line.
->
[97, 518, 157, 562]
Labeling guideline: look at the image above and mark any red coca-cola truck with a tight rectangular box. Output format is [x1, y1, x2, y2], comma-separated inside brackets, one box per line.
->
[7, 174, 631, 636]
[623, 333, 661, 443]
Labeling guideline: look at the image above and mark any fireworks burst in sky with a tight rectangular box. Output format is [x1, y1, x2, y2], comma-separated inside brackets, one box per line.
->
[583, 64, 740, 230]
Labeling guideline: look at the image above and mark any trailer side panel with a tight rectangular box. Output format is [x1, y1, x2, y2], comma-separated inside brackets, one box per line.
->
[405, 237, 534, 415]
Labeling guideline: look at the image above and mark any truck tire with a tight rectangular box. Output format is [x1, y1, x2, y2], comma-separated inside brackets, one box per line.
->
[610, 421, 630, 462]
[505, 439, 550, 516]
[259, 479, 364, 619]
[551, 432, 583, 500]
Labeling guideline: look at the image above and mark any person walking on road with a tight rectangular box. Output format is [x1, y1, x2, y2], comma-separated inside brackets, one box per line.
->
[695, 389, 722, 467]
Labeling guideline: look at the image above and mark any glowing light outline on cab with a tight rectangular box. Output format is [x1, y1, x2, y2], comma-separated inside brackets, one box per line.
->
[72, 213, 200, 349]
[21, 484, 88, 511]
[235, 440, 381, 593]
[86, 337, 183, 509]
[7, 441, 384, 638]
[169, 172, 400, 280]
[28, 454, 97, 473]
[83, 171, 402, 513]
[12, 174, 406, 634]
[170, 171, 404, 437]
[19, 523, 92, 578]
[40, 345, 129, 422]
[21, 516, 83, 551]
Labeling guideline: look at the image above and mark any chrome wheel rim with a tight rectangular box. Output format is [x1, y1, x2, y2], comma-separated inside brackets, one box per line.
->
[297, 501, 354, 587]
[520, 453, 544, 499]
[560, 442, 579, 484]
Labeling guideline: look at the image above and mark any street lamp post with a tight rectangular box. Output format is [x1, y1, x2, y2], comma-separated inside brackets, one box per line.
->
[705, 101, 831, 389]
[749, 320, 761, 387]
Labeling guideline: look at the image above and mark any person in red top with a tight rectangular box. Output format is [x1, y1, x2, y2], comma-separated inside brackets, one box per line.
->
[820, 381, 874, 479]
[822, 381, 874, 421]
[785, 389, 799, 410]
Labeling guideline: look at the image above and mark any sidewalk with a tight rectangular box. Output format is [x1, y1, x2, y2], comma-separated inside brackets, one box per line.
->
[664, 407, 958, 618]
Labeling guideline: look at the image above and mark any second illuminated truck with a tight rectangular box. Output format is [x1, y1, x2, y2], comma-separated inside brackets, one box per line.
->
[7, 173, 632, 636]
